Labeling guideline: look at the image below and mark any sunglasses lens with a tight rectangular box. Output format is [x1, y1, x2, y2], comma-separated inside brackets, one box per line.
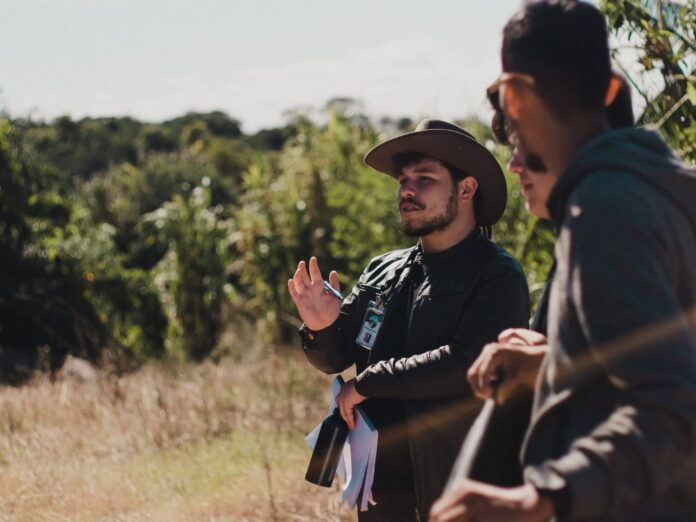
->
[487, 89, 500, 111]
[491, 110, 510, 146]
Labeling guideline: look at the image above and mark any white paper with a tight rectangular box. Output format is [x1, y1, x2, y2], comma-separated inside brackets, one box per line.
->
[305, 376, 379, 511]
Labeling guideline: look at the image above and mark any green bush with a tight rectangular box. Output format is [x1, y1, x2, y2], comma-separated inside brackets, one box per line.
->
[144, 181, 235, 361]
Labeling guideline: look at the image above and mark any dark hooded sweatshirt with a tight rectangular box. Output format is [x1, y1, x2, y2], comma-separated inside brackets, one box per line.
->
[521, 128, 696, 521]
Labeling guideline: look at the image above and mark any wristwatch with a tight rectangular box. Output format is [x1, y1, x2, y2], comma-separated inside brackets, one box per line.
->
[299, 323, 316, 342]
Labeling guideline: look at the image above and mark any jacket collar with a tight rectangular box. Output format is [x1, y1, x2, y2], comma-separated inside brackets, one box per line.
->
[420, 227, 483, 270]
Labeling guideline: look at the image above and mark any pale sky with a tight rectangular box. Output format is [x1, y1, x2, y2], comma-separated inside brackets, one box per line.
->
[2, 0, 609, 133]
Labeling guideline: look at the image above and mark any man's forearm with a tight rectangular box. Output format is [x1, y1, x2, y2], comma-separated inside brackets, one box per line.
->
[354, 345, 476, 400]
[300, 314, 355, 374]
[525, 395, 696, 520]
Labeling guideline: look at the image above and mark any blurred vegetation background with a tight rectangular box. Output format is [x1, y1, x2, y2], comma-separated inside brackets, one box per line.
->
[0, 0, 693, 383]
[0, 104, 556, 382]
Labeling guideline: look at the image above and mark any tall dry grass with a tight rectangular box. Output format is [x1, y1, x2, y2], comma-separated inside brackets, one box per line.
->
[0, 347, 356, 521]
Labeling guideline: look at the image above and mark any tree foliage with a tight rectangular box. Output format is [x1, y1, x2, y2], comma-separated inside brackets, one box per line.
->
[1, 120, 104, 380]
[1, 3, 692, 379]
[144, 182, 235, 361]
[602, 0, 695, 161]
[234, 111, 408, 341]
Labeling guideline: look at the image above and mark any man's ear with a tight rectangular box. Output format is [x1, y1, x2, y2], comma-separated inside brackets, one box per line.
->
[458, 176, 478, 202]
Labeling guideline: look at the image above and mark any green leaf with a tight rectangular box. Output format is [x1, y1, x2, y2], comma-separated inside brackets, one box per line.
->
[688, 82, 696, 106]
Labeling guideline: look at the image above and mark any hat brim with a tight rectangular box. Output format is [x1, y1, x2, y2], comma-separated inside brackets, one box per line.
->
[364, 129, 507, 226]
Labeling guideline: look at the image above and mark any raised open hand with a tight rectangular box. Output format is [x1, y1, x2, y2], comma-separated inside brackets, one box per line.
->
[287, 256, 342, 331]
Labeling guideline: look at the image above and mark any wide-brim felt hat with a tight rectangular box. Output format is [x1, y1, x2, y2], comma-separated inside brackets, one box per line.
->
[364, 119, 507, 226]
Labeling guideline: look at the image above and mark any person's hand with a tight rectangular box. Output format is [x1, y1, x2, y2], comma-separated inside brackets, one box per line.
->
[287, 256, 341, 331]
[467, 328, 548, 403]
[430, 480, 555, 522]
[335, 378, 367, 430]
[498, 328, 547, 346]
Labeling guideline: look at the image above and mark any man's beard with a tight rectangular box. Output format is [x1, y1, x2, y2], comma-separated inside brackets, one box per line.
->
[524, 151, 548, 173]
[400, 190, 458, 237]
[503, 116, 549, 173]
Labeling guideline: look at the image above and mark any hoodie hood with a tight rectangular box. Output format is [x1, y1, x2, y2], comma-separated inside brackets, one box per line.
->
[547, 127, 696, 233]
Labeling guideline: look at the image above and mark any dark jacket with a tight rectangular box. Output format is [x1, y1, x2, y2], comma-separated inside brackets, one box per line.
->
[522, 128, 696, 521]
[302, 229, 530, 514]
[530, 262, 555, 336]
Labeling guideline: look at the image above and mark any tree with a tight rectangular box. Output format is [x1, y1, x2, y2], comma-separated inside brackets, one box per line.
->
[164, 111, 242, 141]
[601, 0, 695, 161]
[235, 108, 410, 341]
[137, 125, 177, 156]
[0, 119, 106, 380]
[144, 182, 234, 361]
[19, 116, 142, 181]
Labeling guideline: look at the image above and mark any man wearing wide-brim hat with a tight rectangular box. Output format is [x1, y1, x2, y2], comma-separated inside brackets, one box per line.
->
[289, 119, 530, 519]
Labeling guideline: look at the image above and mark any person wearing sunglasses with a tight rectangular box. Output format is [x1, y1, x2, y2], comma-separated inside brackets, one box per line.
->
[452, 76, 637, 499]
[484, 73, 635, 353]
[431, 1, 696, 521]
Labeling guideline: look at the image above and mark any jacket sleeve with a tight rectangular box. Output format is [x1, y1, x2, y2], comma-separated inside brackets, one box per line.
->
[300, 261, 376, 374]
[301, 309, 356, 374]
[353, 256, 530, 400]
[524, 177, 696, 520]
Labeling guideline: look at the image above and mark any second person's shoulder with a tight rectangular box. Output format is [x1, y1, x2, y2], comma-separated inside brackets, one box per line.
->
[479, 236, 527, 282]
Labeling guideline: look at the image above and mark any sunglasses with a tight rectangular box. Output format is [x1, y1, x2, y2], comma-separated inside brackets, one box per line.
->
[486, 72, 535, 112]
[491, 110, 512, 146]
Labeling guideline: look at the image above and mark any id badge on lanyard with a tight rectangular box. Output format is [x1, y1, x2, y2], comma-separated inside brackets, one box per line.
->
[356, 299, 385, 351]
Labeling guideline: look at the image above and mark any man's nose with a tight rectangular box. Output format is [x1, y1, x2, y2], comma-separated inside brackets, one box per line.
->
[507, 147, 525, 176]
[399, 181, 417, 199]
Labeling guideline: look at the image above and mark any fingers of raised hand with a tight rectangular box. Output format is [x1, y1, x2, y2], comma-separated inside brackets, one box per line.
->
[288, 279, 298, 301]
[308, 256, 323, 285]
[291, 262, 307, 296]
[294, 260, 324, 298]
[328, 270, 340, 292]
[297, 260, 312, 288]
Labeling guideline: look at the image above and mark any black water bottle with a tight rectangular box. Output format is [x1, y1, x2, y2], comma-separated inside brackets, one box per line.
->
[305, 408, 349, 487]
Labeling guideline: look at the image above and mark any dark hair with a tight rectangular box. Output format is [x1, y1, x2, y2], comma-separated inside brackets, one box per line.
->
[490, 73, 635, 145]
[502, 0, 611, 117]
[606, 78, 634, 128]
[393, 152, 483, 222]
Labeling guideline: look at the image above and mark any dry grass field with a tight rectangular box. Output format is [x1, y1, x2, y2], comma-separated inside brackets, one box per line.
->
[0, 346, 357, 521]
